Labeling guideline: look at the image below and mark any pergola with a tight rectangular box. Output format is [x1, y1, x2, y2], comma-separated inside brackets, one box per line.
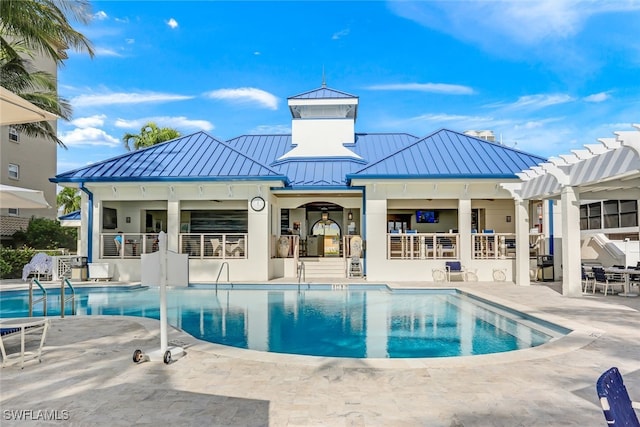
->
[502, 124, 640, 296]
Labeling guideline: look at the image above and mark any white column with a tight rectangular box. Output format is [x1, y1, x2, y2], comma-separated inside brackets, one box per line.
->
[167, 200, 180, 253]
[515, 199, 530, 286]
[248, 197, 270, 280]
[457, 198, 472, 266]
[364, 198, 388, 279]
[560, 186, 582, 296]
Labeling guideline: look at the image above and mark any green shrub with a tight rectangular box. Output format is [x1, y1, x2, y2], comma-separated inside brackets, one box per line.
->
[0, 247, 38, 279]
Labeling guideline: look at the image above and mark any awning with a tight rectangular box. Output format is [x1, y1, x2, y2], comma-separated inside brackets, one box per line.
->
[0, 87, 58, 125]
[0, 184, 51, 209]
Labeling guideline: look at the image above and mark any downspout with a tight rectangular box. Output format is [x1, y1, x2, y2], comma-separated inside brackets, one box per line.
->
[79, 183, 94, 263]
[548, 199, 554, 255]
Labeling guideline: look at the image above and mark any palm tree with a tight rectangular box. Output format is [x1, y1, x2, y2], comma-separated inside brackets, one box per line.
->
[123, 122, 181, 151]
[0, 0, 94, 64]
[57, 186, 81, 214]
[0, 0, 94, 146]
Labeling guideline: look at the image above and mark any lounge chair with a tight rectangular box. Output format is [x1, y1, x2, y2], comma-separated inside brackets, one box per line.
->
[0, 317, 50, 368]
[21, 253, 53, 282]
[210, 238, 222, 257]
[596, 367, 640, 426]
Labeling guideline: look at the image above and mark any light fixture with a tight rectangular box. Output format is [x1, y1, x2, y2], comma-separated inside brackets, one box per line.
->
[347, 210, 353, 221]
[321, 209, 329, 222]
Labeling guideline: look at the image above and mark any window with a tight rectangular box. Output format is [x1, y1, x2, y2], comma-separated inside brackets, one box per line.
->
[8, 163, 19, 180]
[8, 208, 19, 216]
[587, 202, 601, 229]
[8, 127, 19, 143]
[620, 200, 638, 228]
[603, 200, 619, 228]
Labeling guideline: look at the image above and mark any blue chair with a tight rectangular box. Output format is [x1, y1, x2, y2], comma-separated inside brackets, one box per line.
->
[596, 367, 640, 426]
[445, 261, 465, 281]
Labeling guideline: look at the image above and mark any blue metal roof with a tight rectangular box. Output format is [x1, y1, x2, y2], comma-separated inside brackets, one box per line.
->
[53, 128, 545, 188]
[288, 86, 357, 100]
[348, 129, 547, 180]
[59, 210, 81, 220]
[52, 132, 288, 183]
[227, 133, 419, 187]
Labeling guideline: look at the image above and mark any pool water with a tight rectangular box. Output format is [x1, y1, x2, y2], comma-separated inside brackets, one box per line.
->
[0, 285, 567, 358]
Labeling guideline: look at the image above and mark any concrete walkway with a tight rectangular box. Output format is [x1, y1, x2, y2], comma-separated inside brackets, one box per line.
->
[1, 281, 639, 426]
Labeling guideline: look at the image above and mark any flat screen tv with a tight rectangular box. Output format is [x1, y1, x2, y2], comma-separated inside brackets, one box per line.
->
[416, 210, 439, 223]
[103, 207, 117, 229]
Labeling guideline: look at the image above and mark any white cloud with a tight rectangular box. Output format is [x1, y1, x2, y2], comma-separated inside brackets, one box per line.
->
[71, 114, 107, 128]
[366, 83, 474, 95]
[490, 94, 574, 110]
[125, 38, 135, 45]
[254, 51, 261, 56]
[390, 1, 640, 47]
[114, 116, 214, 132]
[72, 92, 193, 107]
[332, 29, 350, 40]
[94, 11, 108, 21]
[204, 87, 279, 110]
[94, 47, 123, 57]
[59, 127, 120, 147]
[166, 18, 179, 29]
[584, 92, 610, 103]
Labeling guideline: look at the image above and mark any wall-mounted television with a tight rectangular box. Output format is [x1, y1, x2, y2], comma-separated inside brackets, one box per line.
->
[416, 210, 439, 223]
[103, 207, 118, 229]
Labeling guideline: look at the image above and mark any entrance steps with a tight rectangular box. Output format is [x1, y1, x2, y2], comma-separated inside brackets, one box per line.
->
[300, 257, 346, 279]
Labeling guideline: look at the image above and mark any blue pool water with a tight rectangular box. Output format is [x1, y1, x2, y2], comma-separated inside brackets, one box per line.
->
[0, 285, 568, 358]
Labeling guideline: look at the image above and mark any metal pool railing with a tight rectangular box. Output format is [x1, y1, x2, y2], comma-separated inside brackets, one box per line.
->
[29, 279, 47, 317]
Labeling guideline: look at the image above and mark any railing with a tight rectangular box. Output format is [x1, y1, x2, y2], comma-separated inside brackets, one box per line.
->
[29, 279, 47, 317]
[215, 262, 230, 291]
[297, 261, 305, 283]
[180, 233, 248, 259]
[100, 233, 248, 259]
[101, 232, 157, 258]
[60, 278, 76, 318]
[387, 233, 459, 259]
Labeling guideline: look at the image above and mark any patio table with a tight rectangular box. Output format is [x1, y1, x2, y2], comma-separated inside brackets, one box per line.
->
[604, 267, 639, 297]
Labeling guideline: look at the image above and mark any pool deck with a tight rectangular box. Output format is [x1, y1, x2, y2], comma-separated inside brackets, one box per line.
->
[1, 279, 639, 426]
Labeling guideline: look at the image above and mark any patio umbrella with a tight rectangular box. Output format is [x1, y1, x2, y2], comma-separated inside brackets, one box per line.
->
[0, 184, 51, 209]
[0, 87, 58, 125]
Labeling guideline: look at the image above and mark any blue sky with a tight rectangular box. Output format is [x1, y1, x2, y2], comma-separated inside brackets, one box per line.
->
[57, 1, 640, 174]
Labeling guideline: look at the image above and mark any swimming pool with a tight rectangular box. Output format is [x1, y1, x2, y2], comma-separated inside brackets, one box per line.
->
[0, 285, 568, 358]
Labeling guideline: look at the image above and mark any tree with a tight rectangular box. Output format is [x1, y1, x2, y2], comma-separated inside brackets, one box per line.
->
[123, 122, 181, 151]
[57, 187, 81, 214]
[0, 0, 95, 146]
[11, 217, 77, 250]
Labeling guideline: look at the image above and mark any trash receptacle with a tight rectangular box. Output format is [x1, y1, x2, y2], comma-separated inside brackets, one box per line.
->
[537, 255, 554, 282]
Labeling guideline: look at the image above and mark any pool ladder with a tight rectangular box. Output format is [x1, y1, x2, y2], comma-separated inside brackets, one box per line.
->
[215, 262, 231, 292]
[29, 278, 76, 317]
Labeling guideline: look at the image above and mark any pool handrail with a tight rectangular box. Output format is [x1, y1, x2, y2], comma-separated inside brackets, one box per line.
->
[29, 279, 47, 317]
[61, 278, 76, 318]
[215, 262, 230, 292]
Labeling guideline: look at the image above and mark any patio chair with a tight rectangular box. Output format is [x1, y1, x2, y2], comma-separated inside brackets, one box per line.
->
[0, 318, 50, 368]
[445, 261, 471, 281]
[210, 238, 222, 257]
[226, 238, 245, 257]
[21, 253, 53, 282]
[592, 267, 625, 296]
[596, 367, 640, 427]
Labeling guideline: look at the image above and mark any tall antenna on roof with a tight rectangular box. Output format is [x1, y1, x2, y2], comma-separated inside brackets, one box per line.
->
[321, 65, 326, 87]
